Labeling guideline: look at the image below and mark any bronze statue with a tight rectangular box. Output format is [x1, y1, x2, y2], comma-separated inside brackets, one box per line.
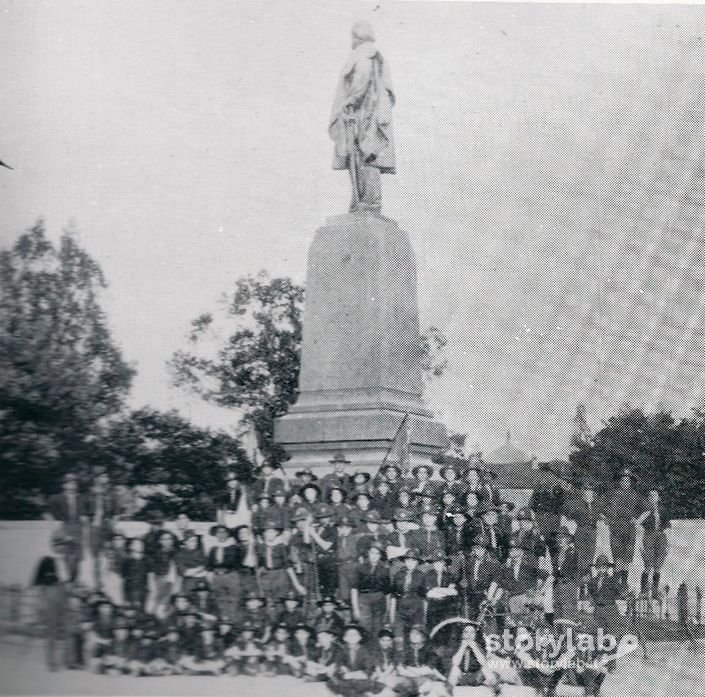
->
[329, 21, 395, 213]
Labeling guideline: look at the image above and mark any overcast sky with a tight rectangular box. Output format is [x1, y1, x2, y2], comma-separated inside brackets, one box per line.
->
[3, 0, 705, 459]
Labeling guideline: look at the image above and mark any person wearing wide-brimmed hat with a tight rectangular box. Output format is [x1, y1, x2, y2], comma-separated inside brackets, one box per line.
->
[350, 543, 390, 641]
[552, 528, 580, 622]
[266, 481, 292, 532]
[409, 463, 435, 498]
[510, 507, 547, 565]
[473, 503, 508, 561]
[388, 547, 424, 639]
[422, 548, 459, 632]
[313, 595, 345, 637]
[252, 457, 289, 500]
[636, 485, 671, 598]
[604, 468, 644, 586]
[348, 490, 376, 531]
[254, 516, 289, 617]
[241, 590, 270, 645]
[327, 622, 377, 697]
[502, 539, 549, 620]
[298, 481, 322, 513]
[375, 462, 403, 498]
[215, 470, 249, 529]
[320, 452, 352, 498]
[295, 466, 319, 484]
[206, 525, 243, 624]
[463, 539, 503, 618]
[355, 509, 389, 559]
[334, 514, 359, 601]
[587, 554, 624, 635]
[326, 483, 352, 523]
[408, 509, 445, 568]
[564, 479, 605, 576]
[274, 590, 306, 633]
[312, 503, 340, 598]
[347, 469, 373, 500]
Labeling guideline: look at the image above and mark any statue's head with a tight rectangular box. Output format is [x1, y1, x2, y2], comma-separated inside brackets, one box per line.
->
[351, 20, 375, 48]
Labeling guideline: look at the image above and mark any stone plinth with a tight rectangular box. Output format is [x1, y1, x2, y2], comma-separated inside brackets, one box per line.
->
[274, 212, 447, 471]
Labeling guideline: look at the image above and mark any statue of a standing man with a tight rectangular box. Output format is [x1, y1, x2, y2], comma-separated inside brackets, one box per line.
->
[329, 21, 396, 213]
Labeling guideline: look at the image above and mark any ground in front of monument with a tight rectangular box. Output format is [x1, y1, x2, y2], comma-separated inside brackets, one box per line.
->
[0, 638, 701, 697]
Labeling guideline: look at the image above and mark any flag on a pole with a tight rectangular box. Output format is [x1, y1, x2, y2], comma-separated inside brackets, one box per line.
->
[383, 413, 411, 475]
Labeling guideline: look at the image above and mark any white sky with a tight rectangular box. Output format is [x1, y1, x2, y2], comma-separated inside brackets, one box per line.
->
[3, 0, 705, 459]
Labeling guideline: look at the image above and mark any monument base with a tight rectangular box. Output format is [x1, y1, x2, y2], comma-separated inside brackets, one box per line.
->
[275, 408, 447, 473]
[274, 211, 448, 473]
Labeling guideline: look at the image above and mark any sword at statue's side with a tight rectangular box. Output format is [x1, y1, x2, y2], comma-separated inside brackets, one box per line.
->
[345, 106, 360, 209]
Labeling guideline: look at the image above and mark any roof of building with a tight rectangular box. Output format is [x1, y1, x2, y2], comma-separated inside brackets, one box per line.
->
[484, 432, 529, 465]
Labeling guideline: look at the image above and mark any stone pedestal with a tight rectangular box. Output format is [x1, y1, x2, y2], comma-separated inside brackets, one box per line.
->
[274, 212, 447, 472]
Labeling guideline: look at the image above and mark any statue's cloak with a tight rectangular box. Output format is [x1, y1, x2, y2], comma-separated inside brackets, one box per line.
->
[329, 41, 396, 173]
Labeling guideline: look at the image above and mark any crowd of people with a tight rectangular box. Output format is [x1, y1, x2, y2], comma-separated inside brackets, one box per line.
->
[33, 453, 672, 695]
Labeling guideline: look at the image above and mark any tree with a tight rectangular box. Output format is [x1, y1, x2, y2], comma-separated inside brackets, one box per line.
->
[569, 406, 705, 518]
[0, 221, 135, 517]
[169, 271, 448, 460]
[102, 408, 249, 520]
[169, 271, 303, 463]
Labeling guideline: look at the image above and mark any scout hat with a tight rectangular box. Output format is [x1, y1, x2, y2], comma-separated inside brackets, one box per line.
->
[315, 503, 334, 519]
[440, 464, 459, 479]
[428, 548, 448, 563]
[317, 595, 339, 607]
[400, 547, 422, 561]
[262, 517, 283, 531]
[393, 508, 415, 523]
[295, 467, 318, 481]
[299, 482, 321, 498]
[364, 509, 382, 523]
[327, 483, 348, 499]
[342, 622, 366, 639]
[281, 590, 302, 604]
[243, 590, 265, 604]
[516, 507, 534, 521]
[412, 464, 433, 477]
[291, 507, 311, 522]
[209, 524, 230, 536]
[338, 514, 355, 527]
[329, 452, 351, 465]
[350, 491, 371, 504]
[477, 503, 501, 516]
[349, 470, 371, 484]
[380, 463, 402, 476]
[270, 482, 288, 497]
[378, 626, 395, 639]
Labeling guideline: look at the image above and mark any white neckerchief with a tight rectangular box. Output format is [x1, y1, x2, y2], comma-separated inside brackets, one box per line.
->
[212, 538, 234, 564]
[52, 554, 69, 582]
